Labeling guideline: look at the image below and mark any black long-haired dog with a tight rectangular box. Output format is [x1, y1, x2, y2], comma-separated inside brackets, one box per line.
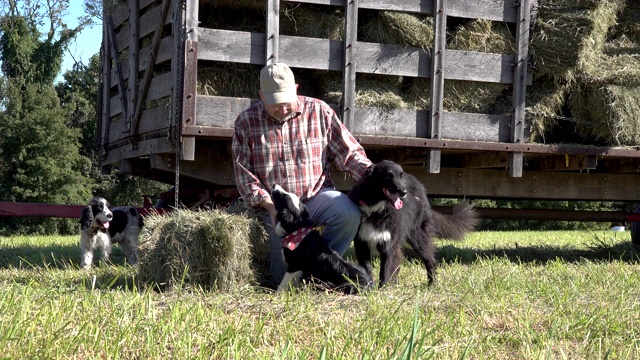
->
[349, 160, 478, 287]
[271, 184, 372, 294]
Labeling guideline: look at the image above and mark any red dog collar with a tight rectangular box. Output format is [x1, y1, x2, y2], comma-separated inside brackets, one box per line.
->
[282, 226, 324, 250]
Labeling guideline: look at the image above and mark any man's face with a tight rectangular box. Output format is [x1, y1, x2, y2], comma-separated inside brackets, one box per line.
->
[259, 87, 299, 122]
[265, 102, 297, 121]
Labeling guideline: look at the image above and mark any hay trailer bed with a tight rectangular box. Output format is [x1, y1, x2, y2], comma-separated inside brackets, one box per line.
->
[96, 0, 640, 222]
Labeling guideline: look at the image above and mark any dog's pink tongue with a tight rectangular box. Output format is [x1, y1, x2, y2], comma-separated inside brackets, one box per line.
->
[102, 221, 110, 229]
[394, 197, 403, 209]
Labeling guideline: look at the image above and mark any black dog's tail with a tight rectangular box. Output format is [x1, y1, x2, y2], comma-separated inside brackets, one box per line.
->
[431, 202, 479, 240]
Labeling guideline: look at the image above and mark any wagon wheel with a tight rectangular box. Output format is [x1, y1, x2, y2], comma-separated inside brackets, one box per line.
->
[631, 204, 640, 250]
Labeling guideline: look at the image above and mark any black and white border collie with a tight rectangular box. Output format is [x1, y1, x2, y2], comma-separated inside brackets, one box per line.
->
[79, 196, 143, 269]
[349, 160, 479, 287]
[271, 184, 372, 294]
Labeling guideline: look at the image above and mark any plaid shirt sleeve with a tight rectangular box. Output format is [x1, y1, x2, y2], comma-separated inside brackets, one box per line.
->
[323, 103, 372, 181]
[232, 109, 271, 207]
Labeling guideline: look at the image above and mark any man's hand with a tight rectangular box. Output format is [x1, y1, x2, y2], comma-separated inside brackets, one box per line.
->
[260, 198, 278, 227]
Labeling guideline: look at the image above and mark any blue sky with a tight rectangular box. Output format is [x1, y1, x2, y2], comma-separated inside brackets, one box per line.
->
[57, 1, 102, 82]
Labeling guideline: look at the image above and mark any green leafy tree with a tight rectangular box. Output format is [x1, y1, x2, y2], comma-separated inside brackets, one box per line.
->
[0, 0, 92, 234]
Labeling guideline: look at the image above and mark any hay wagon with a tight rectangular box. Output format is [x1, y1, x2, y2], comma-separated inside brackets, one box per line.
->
[97, 0, 640, 211]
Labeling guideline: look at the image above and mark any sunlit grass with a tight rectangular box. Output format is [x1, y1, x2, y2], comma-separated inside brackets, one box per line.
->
[1, 232, 639, 359]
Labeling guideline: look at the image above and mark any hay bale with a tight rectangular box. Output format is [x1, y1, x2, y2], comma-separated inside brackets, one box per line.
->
[407, 19, 513, 112]
[530, 0, 621, 80]
[569, 83, 640, 146]
[137, 206, 269, 291]
[360, 11, 434, 49]
[320, 72, 408, 109]
[524, 78, 571, 142]
[197, 62, 261, 97]
[281, 3, 344, 40]
[611, 1, 640, 44]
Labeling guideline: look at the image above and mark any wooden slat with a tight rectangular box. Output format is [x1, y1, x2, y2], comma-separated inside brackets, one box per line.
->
[114, 2, 174, 53]
[109, 105, 171, 142]
[508, 0, 531, 177]
[459, 152, 510, 168]
[427, 0, 446, 173]
[103, 136, 175, 166]
[535, 155, 598, 172]
[110, 36, 174, 87]
[194, 96, 512, 142]
[100, 17, 112, 163]
[341, 0, 358, 129]
[198, 29, 523, 84]
[108, 17, 128, 120]
[266, 0, 279, 63]
[131, 0, 172, 146]
[128, 0, 140, 133]
[286, 0, 518, 22]
[182, 0, 199, 161]
[171, 0, 183, 145]
[110, 72, 173, 116]
[332, 166, 640, 201]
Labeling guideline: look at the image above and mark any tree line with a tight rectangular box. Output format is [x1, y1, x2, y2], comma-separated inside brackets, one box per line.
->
[0, 0, 165, 235]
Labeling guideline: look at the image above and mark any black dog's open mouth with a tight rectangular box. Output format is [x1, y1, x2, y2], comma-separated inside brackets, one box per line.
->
[383, 188, 404, 209]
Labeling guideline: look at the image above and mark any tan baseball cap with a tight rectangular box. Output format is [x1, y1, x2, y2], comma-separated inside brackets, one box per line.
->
[260, 63, 297, 105]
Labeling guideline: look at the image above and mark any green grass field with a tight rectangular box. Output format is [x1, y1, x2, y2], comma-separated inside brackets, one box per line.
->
[1, 231, 639, 359]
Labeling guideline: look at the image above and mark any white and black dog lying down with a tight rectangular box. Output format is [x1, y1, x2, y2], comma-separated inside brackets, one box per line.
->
[271, 184, 372, 294]
[349, 160, 479, 287]
[79, 196, 144, 269]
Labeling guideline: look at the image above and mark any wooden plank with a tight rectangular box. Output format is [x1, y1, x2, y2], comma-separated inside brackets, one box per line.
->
[128, 0, 140, 133]
[108, 17, 128, 120]
[286, 0, 518, 22]
[509, 0, 531, 178]
[330, 167, 640, 201]
[198, 30, 523, 84]
[427, 0, 446, 173]
[441, 112, 513, 142]
[197, 29, 264, 64]
[109, 105, 171, 142]
[114, 4, 174, 54]
[110, 36, 173, 87]
[341, 0, 358, 129]
[162, 153, 640, 201]
[182, 0, 199, 161]
[195, 97, 259, 128]
[110, 72, 173, 116]
[100, 17, 112, 163]
[194, 96, 511, 141]
[104, 136, 175, 166]
[459, 152, 510, 168]
[131, 0, 172, 146]
[535, 155, 598, 172]
[171, 0, 183, 145]
[266, 0, 279, 63]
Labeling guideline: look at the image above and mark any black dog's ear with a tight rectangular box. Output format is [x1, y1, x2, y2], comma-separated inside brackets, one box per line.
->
[364, 164, 374, 177]
[80, 205, 93, 230]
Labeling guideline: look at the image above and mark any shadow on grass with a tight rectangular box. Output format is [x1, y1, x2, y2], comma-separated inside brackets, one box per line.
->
[431, 239, 640, 265]
[0, 244, 139, 291]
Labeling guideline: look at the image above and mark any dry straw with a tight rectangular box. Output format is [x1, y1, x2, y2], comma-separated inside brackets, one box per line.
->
[408, 19, 514, 113]
[137, 205, 269, 291]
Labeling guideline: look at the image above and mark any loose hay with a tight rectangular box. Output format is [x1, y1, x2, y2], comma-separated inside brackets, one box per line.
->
[137, 206, 269, 291]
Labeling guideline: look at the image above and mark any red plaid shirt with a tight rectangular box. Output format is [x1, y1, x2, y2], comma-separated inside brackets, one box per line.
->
[232, 96, 372, 206]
